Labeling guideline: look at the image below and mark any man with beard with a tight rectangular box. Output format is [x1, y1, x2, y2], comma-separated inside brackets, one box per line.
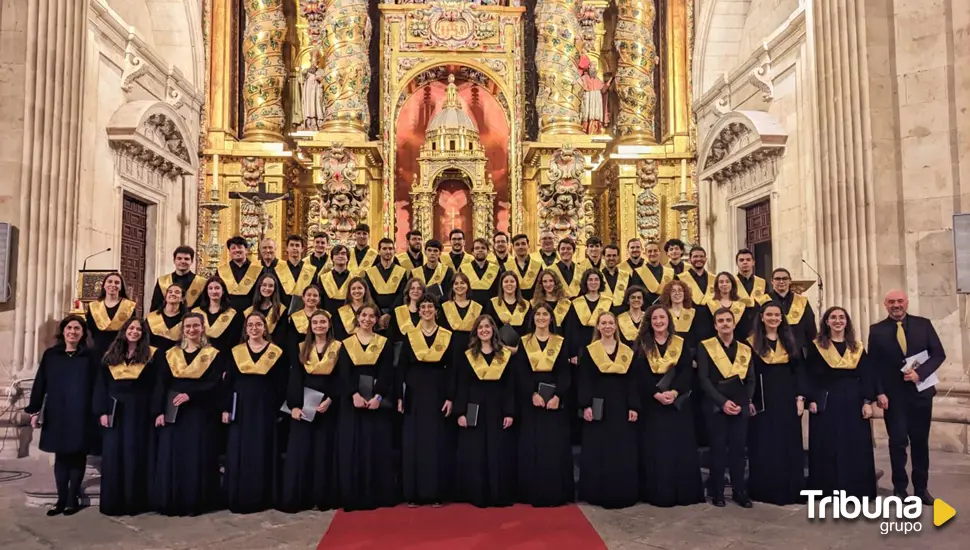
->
[304, 232, 331, 279]
[411, 239, 453, 299]
[622, 238, 645, 274]
[348, 223, 378, 275]
[600, 244, 631, 309]
[488, 231, 512, 271]
[733, 248, 769, 307]
[634, 242, 675, 306]
[766, 267, 816, 351]
[677, 246, 715, 308]
[460, 238, 500, 305]
[664, 238, 687, 275]
[533, 230, 560, 267]
[365, 238, 408, 330]
[396, 230, 424, 270]
[510, 233, 541, 300]
[218, 236, 263, 312]
[443, 228, 473, 271]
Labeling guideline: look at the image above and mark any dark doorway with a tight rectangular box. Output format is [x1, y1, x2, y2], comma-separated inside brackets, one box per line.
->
[433, 178, 473, 243]
[744, 199, 772, 279]
[121, 194, 149, 314]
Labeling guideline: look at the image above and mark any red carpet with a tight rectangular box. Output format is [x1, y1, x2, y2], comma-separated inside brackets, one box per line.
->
[318, 504, 607, 550]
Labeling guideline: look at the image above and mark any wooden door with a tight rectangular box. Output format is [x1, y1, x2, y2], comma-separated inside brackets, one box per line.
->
[744, 199, 772, 279]
[121, 195, 149, 314]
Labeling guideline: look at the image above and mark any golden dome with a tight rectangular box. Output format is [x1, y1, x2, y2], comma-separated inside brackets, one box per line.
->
[426, 74, 479, 140]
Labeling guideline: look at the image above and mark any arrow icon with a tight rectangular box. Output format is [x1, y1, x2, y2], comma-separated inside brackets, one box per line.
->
[934, 499, 956, 527]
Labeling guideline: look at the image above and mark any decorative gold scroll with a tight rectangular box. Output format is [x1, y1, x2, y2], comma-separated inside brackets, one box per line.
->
[614, 0, 658, 143]
[535, 0, 585, 135]
[320, 0, 372, 134]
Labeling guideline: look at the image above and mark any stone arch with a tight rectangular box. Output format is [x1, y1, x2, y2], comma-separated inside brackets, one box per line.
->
[698, 110, 787, 186]
[692, 0, 753, 98]
[107, 100, 198, 177]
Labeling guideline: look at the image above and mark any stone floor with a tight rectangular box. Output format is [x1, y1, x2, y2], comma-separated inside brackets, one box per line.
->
[0, 448, 967, 550]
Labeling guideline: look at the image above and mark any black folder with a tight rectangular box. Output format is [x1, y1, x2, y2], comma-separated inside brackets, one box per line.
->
[752, 374, 766, 413]
[537, 382, 556, 402]
[673, 390, 692, 410]
[814, 389, 829, 412]
[655, 369, 677, 392]
[465, 403, 480, 427]
[37, 396, 47, 427]
[358, 375, 376, 400]
[499, 324, 521, 347]
[106, 397, 118, 428]
[229, 392, 238, 422]
[163, 390, 180, 424]
[577, 397, 604, 421]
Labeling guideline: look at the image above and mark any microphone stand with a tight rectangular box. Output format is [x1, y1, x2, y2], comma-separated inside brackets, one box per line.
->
[801, 258, 823, 314]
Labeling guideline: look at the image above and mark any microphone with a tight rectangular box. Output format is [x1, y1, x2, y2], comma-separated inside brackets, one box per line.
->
[82, 247, 112, 272]
[802, 258, 824, 310]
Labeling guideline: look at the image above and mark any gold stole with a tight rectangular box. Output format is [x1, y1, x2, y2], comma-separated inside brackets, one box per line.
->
[513, 257, 541, 288]
[275, 261, 316, 296]
[465, 349, 511, 380]
[678, 271, 714, 306]
[554, 264, 582, 297]
[671, 308, 696, 333]
[290, 309, 311, 335]
[572, 296, 613, 327]
[707, 299, 747, 323]
[244, 304, 286, 333]
[531, 250, 559, 266]
[413, 263, 447, 286]
[460, 261, 500, 290]
[343, 334, 389, 366]
[701, 338, 752, 378]
[147, 311, 182, 341]
[490, 297, 530, 326]
[167, 346, 219, 379]
[366, 264, 407, 295]
[442, 300, 483, 331]
[443, 252, 473, 271]
[747, 337, 791, 364]
[550, 299, 571, 325]
[109, 347, 157, 380]
[192, 307, 236, 338]
[616, 311, 642, 342]
[523, 334, 564, 372]
[158, 274, 207, 307]
[814, 340, 864, 370]
[408, 328, 453, 362]
[587, 340, 634, 374]
[396, 252, 422, 271]
[647, 336, 684, 374]
[602, 270, 631, 307]
[635, 264, 675, 295]
[786, 294, 809, 325]
[88, 299, 137, 332]
[337, 304, 359, 335]
[348, 247, 378, 274]
[394, 305, 419, 335]
[301, 341, 342, 375]
[218, 262, 262, 295]
[303, 253, 333, 273]
[319, 270, 350, 300]
[735, 275, 768, 307]
[232, 343, 282, 375]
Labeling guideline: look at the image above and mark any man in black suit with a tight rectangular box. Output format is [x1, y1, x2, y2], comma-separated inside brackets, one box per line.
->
[868, 290, 945, 504]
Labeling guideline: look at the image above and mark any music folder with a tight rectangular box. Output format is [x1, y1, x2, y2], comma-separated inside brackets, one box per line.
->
[499, 324, 521, 347]
[752, 374, 766, 413]
[300, 388, 326, 422]
[672, 390, 692, 410]
[465, 403, 480, 427]
[106, 397, 118, 428]
[537, 382, 556, 403]
[163, 390, 180, 424]
[229, 392, 238, 422]
[814, 389, 829, 413]
[655, 369, 676, 392]
[358, 374, 376, 400]
[577, 398, 604, 420]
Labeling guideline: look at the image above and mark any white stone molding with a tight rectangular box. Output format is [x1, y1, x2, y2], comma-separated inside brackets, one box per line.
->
[748, 45, 774, 102]
[107, 100, 198, 184]
[698, 110, 788, 198]
[121, 32, 149, 92]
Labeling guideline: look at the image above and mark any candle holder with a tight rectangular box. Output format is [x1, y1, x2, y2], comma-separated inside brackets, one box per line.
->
[671, 191, 697, 245]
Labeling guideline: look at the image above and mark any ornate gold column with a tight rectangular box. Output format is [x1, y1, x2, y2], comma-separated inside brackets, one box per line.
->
[208, 0, 236, 136]
[242, 0, 288, 141]
[535, 0, 584, 136]
[614, 0, 658, 144]
[319, 0, 372, 135]
[408, 184, 434, 239]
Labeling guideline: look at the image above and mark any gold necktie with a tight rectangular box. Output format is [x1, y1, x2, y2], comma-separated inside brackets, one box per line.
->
[896, 321, 907, 355]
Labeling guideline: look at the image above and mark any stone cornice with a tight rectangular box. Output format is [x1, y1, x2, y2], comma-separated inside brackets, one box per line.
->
[698, 110, 788, 195]
[107, 101, 198, 183]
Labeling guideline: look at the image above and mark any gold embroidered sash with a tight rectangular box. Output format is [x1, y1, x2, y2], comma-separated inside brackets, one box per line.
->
[366, 264, 408, 295]
[603, 270, 631, 307]
[343, 334, 388, 366]
[275, 261, 317, 296]
[616, 311, 642, 342]
[147, 311, 183, 341]
[348, 247, 378, 274]
[747, 336, 791, 364]
[159, 274, 207, 307]
[218, 262, 262, 295]
[512, 257, 541, 288]
[232, 343, 283, 375]
[167, 346, 219, 379]
[408, 328, 452, 362]
[635, 264, 674, 295]
[290, 309, 311, 335]
[551, 299, 571, 325]
[572, 296, 613, 327]
[193, 307, 236, 338]
[735, 275, 768, 307]
[442, 301, 483, 331]
[396, 252, 422, 271]
[587, 340, 634, 374]
[243, 304, 286, 333]
[707, 299, 747, 323]
[490, 297, 530, 326]
[109, 347, 157, 380]
[443, 252, 473, 272]
[787, 294, 809, 325]
[413, 263, 448, 286]
[319, 270, 350, 300]
[554, 264, 582, 297]
[395, 305, 419, 335]
[647, 335, 684, 375]
[88, 299, 137, 332]
[531, 251, 559, 266]
[461, 261, 500, 290]
[678, 271, 714, 306]
[338, 304, 359, 334]
[465, 349, 511, 380]
[814, 340, 863, 370]
[301, 341, 342, 375]
[701, 338, 752, 379]
[523, 334, 564, 372]
[671, 308, 696, 333]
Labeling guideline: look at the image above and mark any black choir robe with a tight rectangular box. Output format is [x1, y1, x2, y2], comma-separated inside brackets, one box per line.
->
[678, 270, 715, 310]
[364, 262, 409, 316]
[285, 309, 315, 365]
[223, 342, 287, 513]
[705, 299, 756, 341]
[146, 310, 183, 353]
[443, 250, 473, 272]
[411, 263, 454, 300]
[391, 305, 420, 342]
[666, 260, 686, 275]
[616, 310, 645, 347]
[454, 349, 516, 507]
[565, 295, 613, 359]
[551, 261, 582, 299]
[218, 260, 263, 313]
[86, 299, 138, 358]
[243, 303, 289, 345]
[333, 303, 362, 342]
[636, 336, 704, 506]
[735, 273, 770, 308]
[273, 259, 318, 306]
[305, 252, 331, 280]
[150, 346, 224, 516]
[768, 291, 817, 355]
[439, 300, 483, 363]
[601, 267, 632, 312]
[509, 256, 542, 301]
[193, 306, 242, 354]
[25, 346, 99, 455]
[395, 251, 424, 271]
[318, 268, 351, 316]
[634, 263, 675, 306]
[151, 272, 207, 312]
[577, 341, 640, 509]
[487, 253, 512, 273]
[532, 250, 559, 268]
[515, 334, 574, 507]
[541, 298, 572, 336]
[460, 261, 500, 306]
[348, 246, 378, 275]
[279, 341, 342, 512]
[488, 298, 532, 339]
[400, 328, 457, 505]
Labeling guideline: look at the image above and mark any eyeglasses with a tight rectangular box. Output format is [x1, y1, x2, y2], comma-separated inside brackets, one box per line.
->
[772, 277, 791, 282]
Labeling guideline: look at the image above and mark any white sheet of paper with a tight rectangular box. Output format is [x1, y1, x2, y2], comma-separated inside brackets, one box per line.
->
[900, 350, 936, 392]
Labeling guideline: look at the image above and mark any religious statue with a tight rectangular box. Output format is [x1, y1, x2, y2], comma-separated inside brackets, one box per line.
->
[238, 193, 290, 241]
[539, 146, 586, 240]
[312, 144, 368, 243]
[579, 55, 611, 135]
[300, 50, 326, 131]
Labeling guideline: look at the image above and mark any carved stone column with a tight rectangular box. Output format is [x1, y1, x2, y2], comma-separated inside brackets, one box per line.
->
[614, 0, 658, 144]
[535, 0, 584, 136]
[409, 189, 434, 239]
[242, 0, 288, 141]
[471, 190, 496, 242]
[319, 0, 372, 135]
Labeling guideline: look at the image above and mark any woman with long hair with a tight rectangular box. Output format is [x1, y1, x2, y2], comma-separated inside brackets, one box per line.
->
[454, 314, 516, 507]
[806, 306, 877, 498]
[151, 312, 223, 516]
[708, 271, 754, 339]
[286, 283, 322, 363]
[86, 272, 137, 358]
[515, 302, 574, 507]
[246, 273, 288, 344]
[532, 269, 571, 333]
[336, 303, 398, 510]
[440, 271, 483, 355]
[94, 317, 156, 515]
[616, 285, 648, 346]
[26, 315, 98, 516]
[147, 285, 185, 352]
[193, 276, 242, 353]
[279, 310, 342, 512]
[565, 268, 614, 361]
[399, 295, 457, 507]
[222, 312, 287, 513]
[490, 271, 532, 340]
[333, 276, 372, 341]
[747, 302, 806, 505]
[633, 305, 704, 507]
[659, 279, 704, 351]
[392, 277, 425, 341]
[577, 311, 640, 509]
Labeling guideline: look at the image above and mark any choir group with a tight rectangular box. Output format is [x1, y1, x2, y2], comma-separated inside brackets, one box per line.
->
[26, 224, 945, 518]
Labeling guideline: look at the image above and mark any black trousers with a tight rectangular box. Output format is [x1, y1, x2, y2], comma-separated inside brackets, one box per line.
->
[53, 452, 87, 506]
[883, 396, 932, 492]
[706, 410, 748, 496]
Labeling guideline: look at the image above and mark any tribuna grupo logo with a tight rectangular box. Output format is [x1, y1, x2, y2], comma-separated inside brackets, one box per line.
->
[802, 490, 956, 535]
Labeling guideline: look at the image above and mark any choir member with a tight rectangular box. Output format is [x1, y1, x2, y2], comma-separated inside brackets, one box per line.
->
[747, 303, 806, 505]
[767, 267, 817, 354]
[577, 311, 640, 509]
[246, 273, 288, 344]
[622, 238, 644, 273]
[94, 317, 156, 516]
[258, 237, 278, 270]
[634, 305, 704, 507]
[708, 272, 755, 340]
[348, 224, 378, 275]
[391, 278, 424, 341]
[532, 269, 571, 333]
[489, 271, 532, 341]
[151, 246, 207, 311]
[334, 276, 373, 341]
[411, 239, 453, 299]
[305, 231, 332, 279]
[734, 249, 769, 307]
[869, 290, 945, 503]
[616, 286, 647, 346]
[454, 315, 516, 507]
[399, 296, 457, 507]
[532, 230, 559, 267]
[515, 303, 574, 507]
[319, 244, 352, 316]
[443, 228, 472, 272]
[86, 272, 137, 359]
[698, 308, 755, 508]
[440, 272, 483, 355]
[218, 236, 263, 312]
[565, 268, 613, 361]
[26, 315, 98, 516]
[806, 307, 877, 498]
[677, 246, 715, 307]
[635, 242, 675, 306]
[279, 310, 341, 512]
[365, 237, 409, 331]
[601, 244, 632, 310]
[151, 313, 224, 516]
[274, 234, 318, 306]
[489, 232, 512, 272]
[460, 238, 500, 305]
[222, 312, 287, 513]
[578, 236, 604, 273]
[286, 284, 322, 366]
[193, 276, 242, 353]
[147, 285, 184, 352]
[659, 279, 706, 351]
[663, 239, 687, 275]
[510, 234, 541, 301]
[551, 238, 582, 298]
[396, 230, 424, 271]
[337, 303, 398, 510]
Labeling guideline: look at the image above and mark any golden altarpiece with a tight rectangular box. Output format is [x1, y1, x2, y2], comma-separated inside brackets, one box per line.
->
[197, 0, 697, 269]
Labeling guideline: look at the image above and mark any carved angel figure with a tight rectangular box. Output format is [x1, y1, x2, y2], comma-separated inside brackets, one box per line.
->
[301, 50, 326, 131]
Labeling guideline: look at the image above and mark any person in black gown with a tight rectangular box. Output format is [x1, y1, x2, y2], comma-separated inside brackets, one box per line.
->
[767, 268, 817, 355]
[577, 311, 640, 509]
[151, 313, 224, 516]
[454, 314, 516, 507]
[246, 273, 289, 345]
[806, 306, 877, 498]
[333, 276, 373, 341]
[94, 317, 157, 516]
[660, 279, 708, 448]
[86, 272, 137, 360]
[515, 303, 574, 507]
[616, 286, 647, 346]
[439, 272, 483, 358]
[489, 271, 532, 346]
[336, 303, 399, 510]
[286, 284, 323, 365]
[26, 315, 98, 516]
[634, 305, 705, 507]
[399, 295, 457, 507]
[193, 276, 242, 354]
[532, 269, 571, 335]
[391, 278, 424, 342]
[747, 302, 806, 505]
[222, 312, 287, 513]
[279, 310, 341, 512]
[147, 285, 185, 352]
[319, 244, 352, 316]
[565, 269, 613, 361]
[707, 272, 755, 341]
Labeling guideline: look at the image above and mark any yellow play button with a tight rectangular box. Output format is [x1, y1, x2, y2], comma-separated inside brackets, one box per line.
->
[934, 499, 956, 527]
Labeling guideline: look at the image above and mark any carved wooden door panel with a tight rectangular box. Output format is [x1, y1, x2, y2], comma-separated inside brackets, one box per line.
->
[121, 195, 148, 314]
[745, 200, 771, 247]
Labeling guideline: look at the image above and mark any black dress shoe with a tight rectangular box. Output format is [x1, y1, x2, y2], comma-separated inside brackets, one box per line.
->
[46, 504, 65, 517]
[915, 490, 934, 506]
[711, 495, 726, 507]
[63, 506, 81, 517]
[734, 494, 753, 508]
